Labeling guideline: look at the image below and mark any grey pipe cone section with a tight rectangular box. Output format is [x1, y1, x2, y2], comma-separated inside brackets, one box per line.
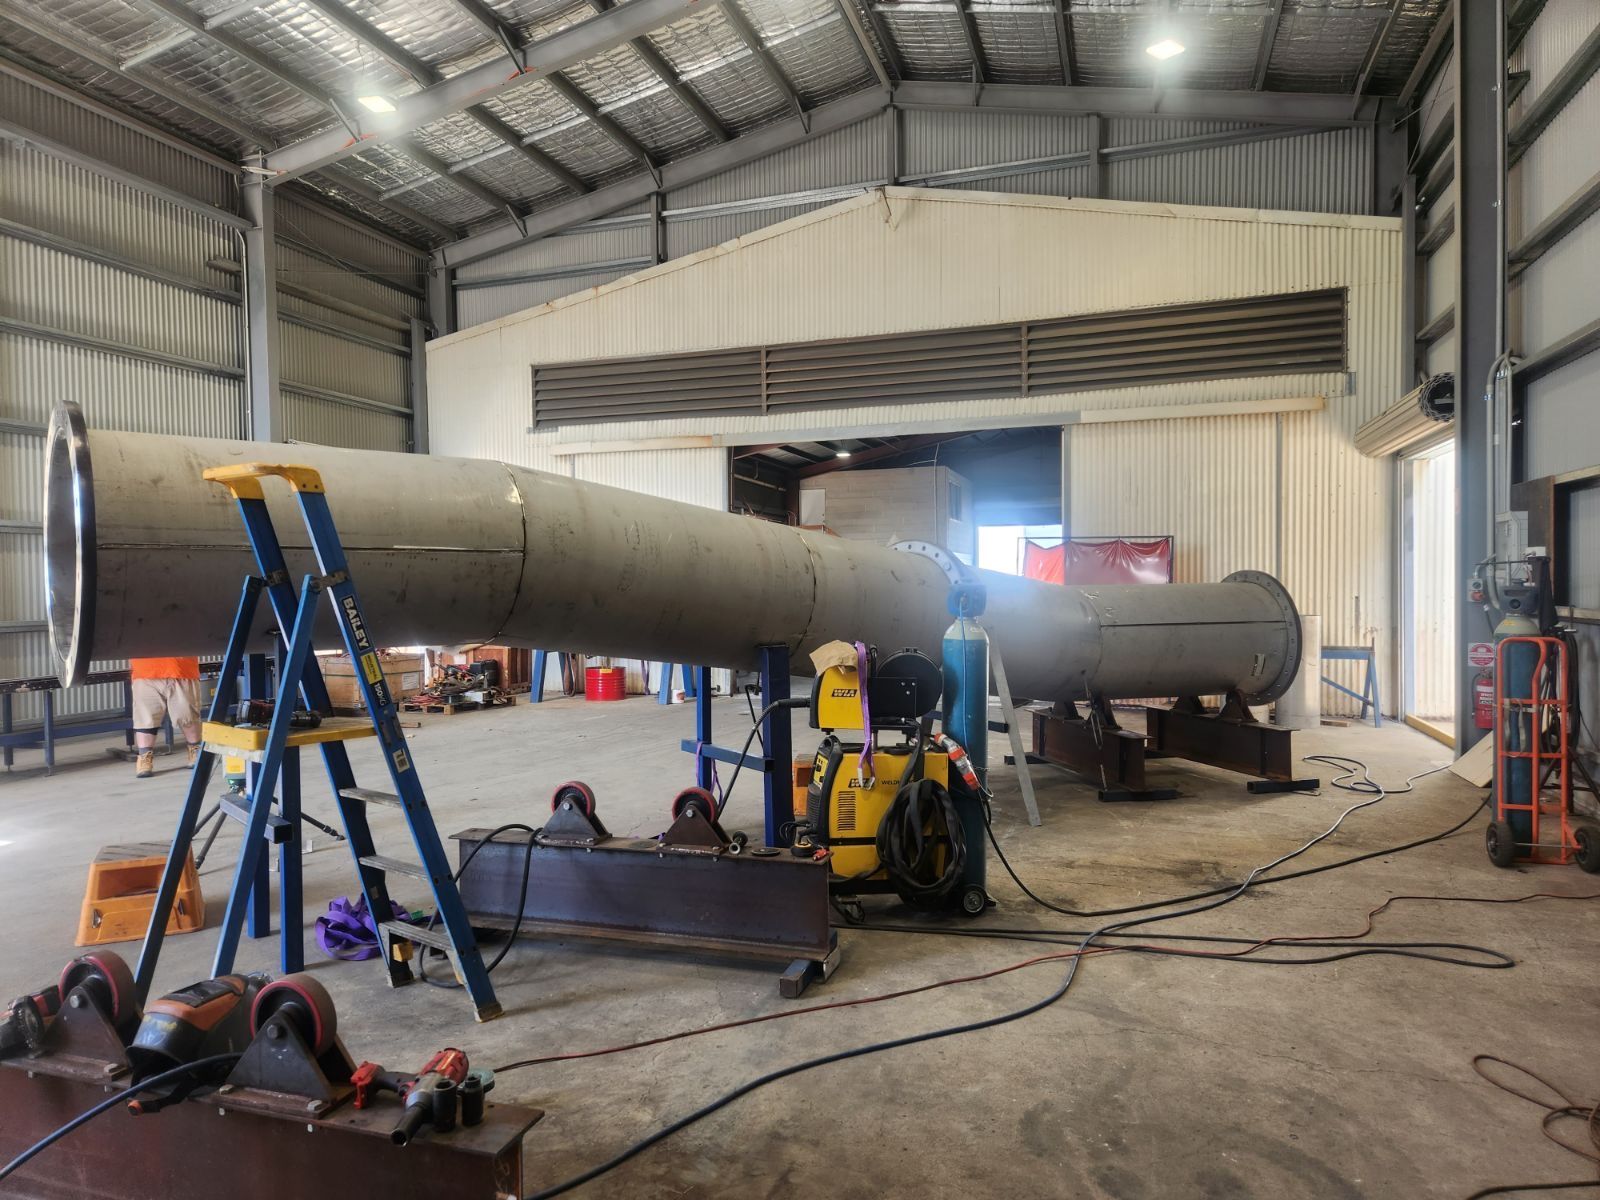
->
[43, 401, 1300, 703]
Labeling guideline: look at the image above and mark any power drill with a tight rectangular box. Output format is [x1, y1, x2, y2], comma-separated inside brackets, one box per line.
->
[352, 1047, 474, 1145]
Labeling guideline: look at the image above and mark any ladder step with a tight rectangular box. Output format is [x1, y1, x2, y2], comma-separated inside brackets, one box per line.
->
[358, 854, 430, 881]
[380, 919, 453, 952]
[339, 786, 402, 808]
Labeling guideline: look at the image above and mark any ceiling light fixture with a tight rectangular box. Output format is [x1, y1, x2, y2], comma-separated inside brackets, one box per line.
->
[835, 450, 852, 458]
[357, 94, 397, 114]
[1145, 38, 1185, 60]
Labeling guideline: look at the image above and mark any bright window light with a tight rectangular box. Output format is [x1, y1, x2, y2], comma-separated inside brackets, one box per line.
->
[357, 94, 397, 114]
[1145, 38, 1185, 60]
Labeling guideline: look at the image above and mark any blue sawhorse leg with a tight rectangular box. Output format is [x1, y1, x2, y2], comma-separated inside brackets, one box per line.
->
[245, 652, 272, 941]
[532, 649, 548, 703]
[758, 646, 791, 848]
[695, 667, 714, 789]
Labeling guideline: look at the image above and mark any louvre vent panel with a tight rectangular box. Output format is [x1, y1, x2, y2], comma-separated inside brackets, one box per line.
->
[529, 289, 1346, 428]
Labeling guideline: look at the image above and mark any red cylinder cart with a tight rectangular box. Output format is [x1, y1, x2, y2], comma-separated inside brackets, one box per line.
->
[1486, 636, 1600, 871]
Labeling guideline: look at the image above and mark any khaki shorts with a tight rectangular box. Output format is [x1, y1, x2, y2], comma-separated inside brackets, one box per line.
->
[132, 677, 202, 733]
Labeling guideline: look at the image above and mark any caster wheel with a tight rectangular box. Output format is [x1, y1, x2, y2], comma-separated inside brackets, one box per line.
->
[1485, 820, 1518, 869]
[251, 974, 337, 1055]
[551, 781, 596, 816]
[60, 950, 138, 1033]
[671, 787, 718, 823]
[1575, 825, 1600, 874]
[958, 886, 988, 917]
[728, 831, 749, 855]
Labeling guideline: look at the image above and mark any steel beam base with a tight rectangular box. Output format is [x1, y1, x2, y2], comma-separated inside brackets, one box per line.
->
[1145, 693, 1301, 783]
[454, 824, 836, 996]
[1029, 693, 1307, 795]
[0, 1007, 540, 1200]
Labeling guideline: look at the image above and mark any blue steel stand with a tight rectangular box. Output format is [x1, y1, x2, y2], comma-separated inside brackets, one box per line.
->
[656, 664, 699, 705]
[134, 462, 501, 1021]
[679, 646, 792, 846]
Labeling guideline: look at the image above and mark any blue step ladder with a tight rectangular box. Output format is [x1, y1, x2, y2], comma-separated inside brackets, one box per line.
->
[133, 461, 501, 1022]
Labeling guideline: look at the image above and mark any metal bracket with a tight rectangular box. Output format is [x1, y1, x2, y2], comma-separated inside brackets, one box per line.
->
[538, 798, 609, 847]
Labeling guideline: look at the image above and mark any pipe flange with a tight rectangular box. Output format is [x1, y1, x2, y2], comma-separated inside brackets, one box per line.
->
[1224, 570, 1302, 704]
[891, 540, 977, 585]
[44, 401, 96, 688]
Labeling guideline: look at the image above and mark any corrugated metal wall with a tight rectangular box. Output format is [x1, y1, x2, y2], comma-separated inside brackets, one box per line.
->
[1510, 0, 1600, 478]
[1, 75, 427, 730]
[451, 106, 1378, 328]
[429, 189, 1402, 713]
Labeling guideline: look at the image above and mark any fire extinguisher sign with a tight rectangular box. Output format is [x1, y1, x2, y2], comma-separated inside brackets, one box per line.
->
[1467, 642, 1495, 669]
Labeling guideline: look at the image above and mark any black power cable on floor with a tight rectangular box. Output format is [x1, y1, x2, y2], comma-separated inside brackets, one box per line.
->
[417, 822, 539, 989]
[516, 756, 1452, 1199]
[981, 755, 1472, 920]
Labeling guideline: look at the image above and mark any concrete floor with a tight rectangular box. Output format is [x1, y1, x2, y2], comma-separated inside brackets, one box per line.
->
[3, 695, 1598, 1198]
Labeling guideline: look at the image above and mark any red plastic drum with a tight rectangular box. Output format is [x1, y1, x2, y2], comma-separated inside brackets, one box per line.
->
[584, 666, 627, 701]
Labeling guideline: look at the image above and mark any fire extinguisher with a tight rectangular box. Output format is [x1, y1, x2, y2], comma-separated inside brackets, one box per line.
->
[1473, 670, 1495, 730]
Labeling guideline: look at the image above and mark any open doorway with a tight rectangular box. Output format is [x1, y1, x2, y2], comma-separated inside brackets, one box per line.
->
[1400, 438, 1457, 745]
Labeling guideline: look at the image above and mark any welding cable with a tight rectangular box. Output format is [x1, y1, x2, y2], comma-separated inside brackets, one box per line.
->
[713, 696, 807, 816]
[983, 757, 1470, 919]
[514, 763, 1442, 1199]
[492, 928, 1512, 1077]
[417, 822, 539, 989]
[1464, 1055, 1600, 1198]
[0, 1053, 243, 1184]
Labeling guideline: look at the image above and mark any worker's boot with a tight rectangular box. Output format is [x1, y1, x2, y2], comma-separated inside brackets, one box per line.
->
[135, 751, 155, 779]
[186, 743, 200, 768]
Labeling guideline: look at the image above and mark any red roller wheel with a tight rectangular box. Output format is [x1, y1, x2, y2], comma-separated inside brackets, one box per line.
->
[251, 973, 337, 1056]
[671, 787, 718, 823]
[551, 780, 597, 817]
[60, 950, 137, 1029]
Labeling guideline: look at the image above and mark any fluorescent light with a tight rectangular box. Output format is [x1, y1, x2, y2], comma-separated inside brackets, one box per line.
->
[357, 94, 396, 114]
[835, 450, 852, 459]
[1146, 38, 1185, 60]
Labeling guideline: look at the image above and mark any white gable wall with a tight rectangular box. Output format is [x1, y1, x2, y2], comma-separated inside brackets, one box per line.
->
[427, 188, 1403, 711]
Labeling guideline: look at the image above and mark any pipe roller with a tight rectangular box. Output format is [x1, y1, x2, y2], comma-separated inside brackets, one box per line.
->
[42, 401, 1300, 703]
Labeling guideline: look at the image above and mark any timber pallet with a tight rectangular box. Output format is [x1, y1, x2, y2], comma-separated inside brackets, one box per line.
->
[400, 696, 517, 715]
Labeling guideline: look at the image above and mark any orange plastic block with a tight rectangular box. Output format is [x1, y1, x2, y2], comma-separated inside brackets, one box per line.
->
[76, 842, 204, 947]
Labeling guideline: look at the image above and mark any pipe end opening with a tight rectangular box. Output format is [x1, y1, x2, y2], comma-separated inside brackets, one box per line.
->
[1224, 569, 1302, 705]
[44, 401, 95, 687]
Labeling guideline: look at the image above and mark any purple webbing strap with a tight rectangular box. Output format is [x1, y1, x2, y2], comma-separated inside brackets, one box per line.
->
[855, 641, 874, 782]
[315, 895, 412, 961]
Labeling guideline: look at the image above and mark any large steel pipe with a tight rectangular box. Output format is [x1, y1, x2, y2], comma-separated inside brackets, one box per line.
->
[43, 402, 1300, 702]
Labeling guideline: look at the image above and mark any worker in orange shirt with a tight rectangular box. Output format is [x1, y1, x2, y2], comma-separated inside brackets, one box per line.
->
[129, 657, 202, 778]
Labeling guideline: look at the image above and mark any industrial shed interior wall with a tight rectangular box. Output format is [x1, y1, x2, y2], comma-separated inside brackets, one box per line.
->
[1508, 0, 1600, 745]
[453, 107, 1378, 328]
[0, 72, 425, 722]
[427, 188, 1402, 713]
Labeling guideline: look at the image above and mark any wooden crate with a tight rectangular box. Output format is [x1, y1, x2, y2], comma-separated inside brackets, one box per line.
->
[321, 653, 425, 711]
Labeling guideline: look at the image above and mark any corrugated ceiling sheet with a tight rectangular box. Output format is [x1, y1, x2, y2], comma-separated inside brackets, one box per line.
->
[0, 16, 247, 155]
[1069, 0, 1166, 87]
[1266, 0, 1387, 93]
[881, 6, 974, 80]
[560, 42, 718, 159]
[317, 0, 497, 73]
[738, 1, 870, 105]
[646, 7, 794, 134]
[276, 192, 427, 274]
[140, 34, 333, 144]
[973, 4, 1066, 85]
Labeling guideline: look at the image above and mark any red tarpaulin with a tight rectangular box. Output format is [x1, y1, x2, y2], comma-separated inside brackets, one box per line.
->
[1023, 537, 1173, 586]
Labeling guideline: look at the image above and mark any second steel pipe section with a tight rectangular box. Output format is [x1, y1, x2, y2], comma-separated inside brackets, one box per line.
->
[44, 402, 1300, 703]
